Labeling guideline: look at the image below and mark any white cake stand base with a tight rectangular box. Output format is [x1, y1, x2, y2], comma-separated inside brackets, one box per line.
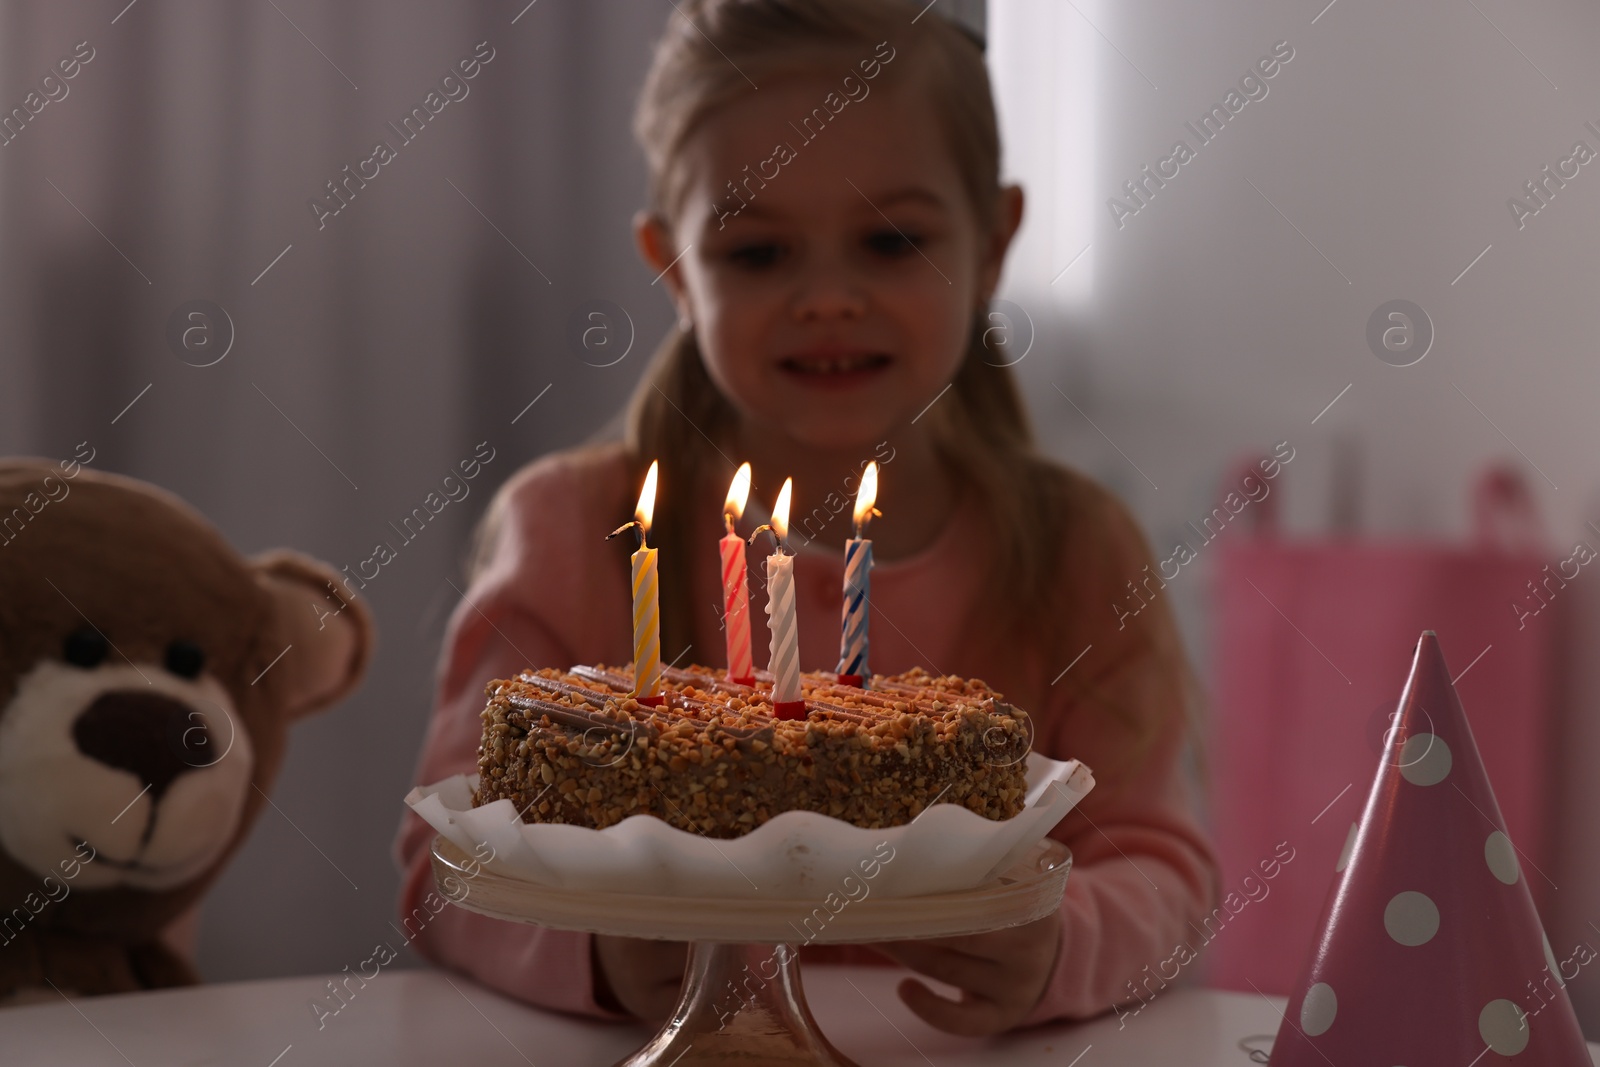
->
[431, 836, 1072, 1067]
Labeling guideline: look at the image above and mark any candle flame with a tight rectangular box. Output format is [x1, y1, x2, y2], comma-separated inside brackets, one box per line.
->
[635, 460, 658, 533]
[771, 478, 792, 544]
[852, 461, 879, 529]
[725, 462, 751, 522]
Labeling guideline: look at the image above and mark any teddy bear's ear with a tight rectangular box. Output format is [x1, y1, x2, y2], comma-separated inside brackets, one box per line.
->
[249, 551, 375, 719]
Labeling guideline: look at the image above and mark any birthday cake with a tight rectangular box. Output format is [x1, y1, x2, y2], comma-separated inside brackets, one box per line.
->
[472, 664, 1032, 838]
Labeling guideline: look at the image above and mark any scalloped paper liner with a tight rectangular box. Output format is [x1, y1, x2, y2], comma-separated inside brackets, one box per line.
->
[405, 752, 1093, 899]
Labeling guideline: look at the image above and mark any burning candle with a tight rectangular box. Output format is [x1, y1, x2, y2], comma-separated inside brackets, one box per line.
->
[837, 461, 878, 687]
[751, 478, 804, 719]
[608, 461, 663, 705]
[720, 462, 755, 685]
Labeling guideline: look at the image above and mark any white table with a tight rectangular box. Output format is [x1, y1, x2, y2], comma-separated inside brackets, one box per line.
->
[3, 966, 1598, 1066]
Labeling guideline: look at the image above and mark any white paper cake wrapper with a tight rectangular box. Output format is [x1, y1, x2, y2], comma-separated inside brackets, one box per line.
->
[405, 752, 1093, 899]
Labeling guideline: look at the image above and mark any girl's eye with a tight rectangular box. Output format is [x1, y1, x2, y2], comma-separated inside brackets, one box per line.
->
[729, 243, 782, 269]
[867, 230, 922, 257]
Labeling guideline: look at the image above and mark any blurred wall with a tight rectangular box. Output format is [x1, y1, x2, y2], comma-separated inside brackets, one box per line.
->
[991, 0, 1600, 1036]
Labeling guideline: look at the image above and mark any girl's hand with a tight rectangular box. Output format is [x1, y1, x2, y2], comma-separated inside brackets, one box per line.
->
[869, 910, 1062, 1036]
[591, 935, 687, 1020]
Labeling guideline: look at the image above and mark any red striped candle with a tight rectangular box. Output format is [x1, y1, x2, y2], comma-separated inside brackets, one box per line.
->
[721, 462, 754, 685]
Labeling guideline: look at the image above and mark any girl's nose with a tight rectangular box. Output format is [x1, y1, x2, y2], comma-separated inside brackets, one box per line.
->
[790, 266, 868, 322]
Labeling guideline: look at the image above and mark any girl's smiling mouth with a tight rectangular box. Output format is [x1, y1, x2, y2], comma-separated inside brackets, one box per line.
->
[778, 348, 894, 386]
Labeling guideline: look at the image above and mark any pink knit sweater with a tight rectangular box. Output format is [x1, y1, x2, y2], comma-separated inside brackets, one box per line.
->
[393, 443, 1220, 1027]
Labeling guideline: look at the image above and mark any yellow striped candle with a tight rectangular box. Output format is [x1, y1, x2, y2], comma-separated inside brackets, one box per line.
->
[630, 461, 662, 701]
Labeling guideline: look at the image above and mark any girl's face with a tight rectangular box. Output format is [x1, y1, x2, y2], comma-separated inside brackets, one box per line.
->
[638, 67, 1023, 453]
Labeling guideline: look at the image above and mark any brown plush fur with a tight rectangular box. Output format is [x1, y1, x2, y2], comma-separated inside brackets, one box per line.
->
[0, 459, 372, 999]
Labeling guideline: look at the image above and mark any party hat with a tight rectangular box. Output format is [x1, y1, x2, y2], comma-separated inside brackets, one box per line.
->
[1271, 632, 1590, 1063]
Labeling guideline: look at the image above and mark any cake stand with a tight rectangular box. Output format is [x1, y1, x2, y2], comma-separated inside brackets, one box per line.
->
[430, 834, 1072, 1066]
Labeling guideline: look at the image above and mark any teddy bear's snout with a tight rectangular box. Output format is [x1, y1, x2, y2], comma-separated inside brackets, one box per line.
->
[72, 691, 219, 802]
[0, 660, 255, 891]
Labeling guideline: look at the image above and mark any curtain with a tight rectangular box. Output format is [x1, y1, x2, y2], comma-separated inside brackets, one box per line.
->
[0, 0, 672, 980]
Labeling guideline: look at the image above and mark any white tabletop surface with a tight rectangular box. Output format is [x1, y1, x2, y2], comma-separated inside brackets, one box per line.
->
[3, 966, 1598, 1066]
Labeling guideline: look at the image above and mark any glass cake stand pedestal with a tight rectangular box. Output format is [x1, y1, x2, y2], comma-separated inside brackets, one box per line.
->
[430, 835, 1072, 1067]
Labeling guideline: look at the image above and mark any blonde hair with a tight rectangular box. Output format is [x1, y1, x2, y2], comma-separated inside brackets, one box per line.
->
[615, 0, 1191, 767]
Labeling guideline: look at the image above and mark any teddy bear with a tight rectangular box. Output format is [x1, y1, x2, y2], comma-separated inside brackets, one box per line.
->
[0, 454, 374, 1001]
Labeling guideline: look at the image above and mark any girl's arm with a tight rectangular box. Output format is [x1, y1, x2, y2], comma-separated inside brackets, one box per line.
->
[391, 449, 633, 1019]
[1016, 681, 1217, 1025]
[392, 602, 627, 1018]
[872, 483, 1220, 1034]
[1016, 486, 1222, 1026]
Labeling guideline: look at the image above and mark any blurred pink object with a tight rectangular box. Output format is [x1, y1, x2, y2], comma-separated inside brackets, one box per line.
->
[1272, 632, 1589, 1062]
[1204, 462, 1558, 994]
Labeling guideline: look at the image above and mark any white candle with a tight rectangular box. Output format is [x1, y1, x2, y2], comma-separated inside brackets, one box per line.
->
[766, 552, 799, 703]
[837, 461, 878, 685]
[754, 478, 803, 716]
[721, 463, 754, 684]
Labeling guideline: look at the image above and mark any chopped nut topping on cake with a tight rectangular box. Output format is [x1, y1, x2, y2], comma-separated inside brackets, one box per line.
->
[472, 664, 1032, 838]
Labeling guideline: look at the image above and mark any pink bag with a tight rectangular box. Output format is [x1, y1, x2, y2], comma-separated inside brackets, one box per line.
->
[1201, 462, 1559, 994]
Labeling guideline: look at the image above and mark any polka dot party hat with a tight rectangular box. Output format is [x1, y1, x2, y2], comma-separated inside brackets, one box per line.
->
[1271, 632, 1589, 1063]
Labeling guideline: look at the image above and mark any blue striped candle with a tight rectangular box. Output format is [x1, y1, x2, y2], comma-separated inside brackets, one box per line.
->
[838, 538, 871, 681]
[837, 461, 878, 687]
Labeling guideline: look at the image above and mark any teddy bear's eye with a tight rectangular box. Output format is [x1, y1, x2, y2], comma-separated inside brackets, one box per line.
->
[164, 640, 205, 679]
[63, 627, 109, 669]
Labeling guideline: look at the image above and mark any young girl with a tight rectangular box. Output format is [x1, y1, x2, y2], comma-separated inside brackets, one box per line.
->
[395, 0, 1219, 1035]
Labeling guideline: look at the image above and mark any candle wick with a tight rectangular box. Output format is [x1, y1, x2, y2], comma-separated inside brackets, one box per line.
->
[749, 524, 785, 554]
[724, 512, 736, 536]
[606, 520, 646, 550]
[853, 507, 880, 541]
